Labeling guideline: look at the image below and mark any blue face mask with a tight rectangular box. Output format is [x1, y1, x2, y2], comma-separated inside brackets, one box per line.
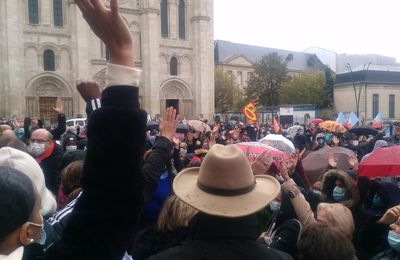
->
[388, 230, 400, 253]
[372, 195, 382, 208]
[269, 200, 281, 213]
[332, 186, 346, 202]
[37, 226, 47, 245]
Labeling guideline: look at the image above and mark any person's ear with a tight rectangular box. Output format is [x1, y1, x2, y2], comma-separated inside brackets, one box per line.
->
[19, 223, 34, 246]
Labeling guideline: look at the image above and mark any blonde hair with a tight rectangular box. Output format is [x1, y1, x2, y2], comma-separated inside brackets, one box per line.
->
[317, 203, 355, 239]
[157, 195, 198, 233]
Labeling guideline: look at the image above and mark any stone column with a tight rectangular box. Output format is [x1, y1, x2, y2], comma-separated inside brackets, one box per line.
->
[2, 0, 25, 116]
[41, 0, 52, 26]
[70, 1, 90, 116]
[169, 0, 178, 40]
[191, 0, 214, 121]
[141, 0, 161, 117]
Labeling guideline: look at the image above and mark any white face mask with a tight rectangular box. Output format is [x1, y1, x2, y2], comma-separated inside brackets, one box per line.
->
[29, 143, 46, 157]
[65, 145, 77, 151]
[352, 140, 359, 146]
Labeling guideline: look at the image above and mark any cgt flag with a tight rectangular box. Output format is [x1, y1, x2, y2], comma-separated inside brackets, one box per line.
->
[242, 101, 258, 124]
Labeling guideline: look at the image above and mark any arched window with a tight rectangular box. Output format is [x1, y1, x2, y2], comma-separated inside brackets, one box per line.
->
[43, 50, 55, 71]
[28, 0, 39, 24]
[178, 0, 186, 39]
[53, 0, 63, 27]
[160, 0, 169, 37]
[170, 57, 178, 76]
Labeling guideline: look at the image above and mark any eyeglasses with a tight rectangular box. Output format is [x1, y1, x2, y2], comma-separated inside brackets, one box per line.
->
[30, 139, 50, 144]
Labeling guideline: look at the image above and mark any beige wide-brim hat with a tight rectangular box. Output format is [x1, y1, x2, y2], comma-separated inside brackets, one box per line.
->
[173, 144, 280, 218]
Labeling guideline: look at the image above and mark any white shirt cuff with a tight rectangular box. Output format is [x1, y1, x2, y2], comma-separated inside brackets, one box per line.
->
[105, 63, 141, 88]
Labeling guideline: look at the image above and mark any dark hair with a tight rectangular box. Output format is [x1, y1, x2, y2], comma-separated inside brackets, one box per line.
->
[0, 136, 28, 153]
[0, 166, 35, 243]
[61, 160, 84, 200]
[297, 223, 355, 260]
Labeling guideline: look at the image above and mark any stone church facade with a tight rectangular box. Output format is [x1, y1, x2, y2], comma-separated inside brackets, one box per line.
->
[0, 0, 214, 124]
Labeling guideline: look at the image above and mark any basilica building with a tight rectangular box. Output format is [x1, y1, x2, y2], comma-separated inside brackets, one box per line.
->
[0, 0, 214, 124]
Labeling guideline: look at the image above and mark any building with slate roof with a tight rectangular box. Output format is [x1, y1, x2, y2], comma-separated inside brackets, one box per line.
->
[334, 65, 400, 122]
[214, 40, 326, 97]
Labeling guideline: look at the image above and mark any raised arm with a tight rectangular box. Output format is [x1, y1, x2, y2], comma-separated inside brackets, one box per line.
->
[45, 1, 146, 259]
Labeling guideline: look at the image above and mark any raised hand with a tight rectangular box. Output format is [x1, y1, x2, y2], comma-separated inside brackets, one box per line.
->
[251, 150, 273, 175]
[332, 135, 339, 146]
[76, 81, 102, 102]
[159, 107, 179, 141]
[53, 98, 64, 114]
[347, 153, 359, 170]
[379, 205, 400, 225]
[328, 153, 337, 168]
[74, 0, 133, 67]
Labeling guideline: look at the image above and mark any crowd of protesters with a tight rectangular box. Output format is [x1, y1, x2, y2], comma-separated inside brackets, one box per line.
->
[2, 1, 400, 259]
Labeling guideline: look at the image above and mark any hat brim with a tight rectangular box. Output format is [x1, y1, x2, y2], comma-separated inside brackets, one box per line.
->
[173, 168, 281, 218]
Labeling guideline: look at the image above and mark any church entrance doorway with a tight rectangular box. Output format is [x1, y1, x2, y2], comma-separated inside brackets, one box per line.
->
[166, 99, 179, 114]
[39, 97, 58, 125]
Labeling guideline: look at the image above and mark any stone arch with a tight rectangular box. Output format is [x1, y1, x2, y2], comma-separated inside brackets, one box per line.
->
[160, 78, 193, 118]
[26, 73, 73, 97]
[25, 73, 74, 120]
[39, 42, 59, 54]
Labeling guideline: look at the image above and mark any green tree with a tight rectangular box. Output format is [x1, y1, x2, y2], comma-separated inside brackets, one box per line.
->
[245, 53, 289, 107]
[321, 67, 335, 108]
[214, 69, 238, 112]
[279, 72, 325, 106]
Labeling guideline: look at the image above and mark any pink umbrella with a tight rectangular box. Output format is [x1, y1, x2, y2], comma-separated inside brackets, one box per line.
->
[235, 142, 288, 163]
[311, 118, 324, 124]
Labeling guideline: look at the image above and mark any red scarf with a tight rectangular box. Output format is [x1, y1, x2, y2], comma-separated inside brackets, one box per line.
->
[36, 142, 55, 164]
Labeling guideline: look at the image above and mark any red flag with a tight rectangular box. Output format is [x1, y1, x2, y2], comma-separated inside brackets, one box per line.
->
[273, 117, 280, 133]
[242, 101, 258, 124]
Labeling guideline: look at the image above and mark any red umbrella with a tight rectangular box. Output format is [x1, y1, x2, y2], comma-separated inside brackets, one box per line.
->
[311, 118, 324, 124]
[359, 146, 400, 177]
[235, 142, 288, 163]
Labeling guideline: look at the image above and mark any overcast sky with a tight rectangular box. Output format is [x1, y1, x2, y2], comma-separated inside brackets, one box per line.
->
[214, 0, 400, 62]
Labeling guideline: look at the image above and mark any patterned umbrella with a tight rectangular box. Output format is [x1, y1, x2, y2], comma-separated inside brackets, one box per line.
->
[259, 134, 295, 155]
[188, 120, 211, 133]
[235, 142, 288, 163]
[319, 120, 347, 133]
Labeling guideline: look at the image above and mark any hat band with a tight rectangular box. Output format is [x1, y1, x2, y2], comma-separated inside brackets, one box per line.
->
[197, 180, 256, 196]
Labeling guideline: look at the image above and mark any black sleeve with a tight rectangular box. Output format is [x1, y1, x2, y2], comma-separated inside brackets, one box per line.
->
[46, 86, 147, 260]
[172, 147, 184, 173]
[23, 117, 32, 142]
[142, 136, 173, 202]
[51, 113, 66, 141]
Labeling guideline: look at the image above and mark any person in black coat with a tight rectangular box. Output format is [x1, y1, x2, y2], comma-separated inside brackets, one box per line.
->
[28, 128, 64, 195]
[42, 1, 149, 259]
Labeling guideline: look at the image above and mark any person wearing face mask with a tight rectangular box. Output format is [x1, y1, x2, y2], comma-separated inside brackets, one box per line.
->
[372, 205, 400, 259]
[62, 135, 79, 152]
[28, 129, 64, 195]
[0, 166, 45, 259]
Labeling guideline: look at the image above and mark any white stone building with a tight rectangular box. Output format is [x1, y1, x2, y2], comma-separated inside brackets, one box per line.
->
[0, 0, 214, 124]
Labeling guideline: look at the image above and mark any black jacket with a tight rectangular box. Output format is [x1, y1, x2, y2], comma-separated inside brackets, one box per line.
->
[44, 85, 147, 260]
[24, 113, 66, 142]
[148, 213, 293, 260]
[39, 143, 64, 195]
